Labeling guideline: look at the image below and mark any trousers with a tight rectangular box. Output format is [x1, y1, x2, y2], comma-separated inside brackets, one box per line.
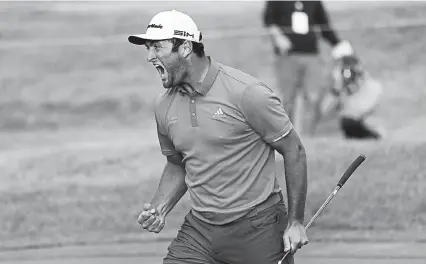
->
[274, 53, 328, 135]
[163, 193, 294, 264]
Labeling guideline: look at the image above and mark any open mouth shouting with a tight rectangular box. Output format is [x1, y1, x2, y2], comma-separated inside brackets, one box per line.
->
[153, 63, 167, 81]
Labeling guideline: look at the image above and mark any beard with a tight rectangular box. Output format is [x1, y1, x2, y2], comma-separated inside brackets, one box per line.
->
[160, 54, 188, 89]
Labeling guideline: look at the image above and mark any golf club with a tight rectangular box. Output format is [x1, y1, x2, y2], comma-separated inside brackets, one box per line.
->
[278, 154, 366, 264]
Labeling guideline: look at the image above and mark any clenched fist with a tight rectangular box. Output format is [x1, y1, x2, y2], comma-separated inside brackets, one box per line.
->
[137, 204, 165, 233]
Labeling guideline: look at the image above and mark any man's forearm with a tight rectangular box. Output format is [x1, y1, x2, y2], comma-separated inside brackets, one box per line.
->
[150, 158, 187, 216]
[283, 143, 308, 223]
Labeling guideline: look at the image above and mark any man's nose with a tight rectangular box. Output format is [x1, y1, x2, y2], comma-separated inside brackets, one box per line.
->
[146, 47, 155, 62]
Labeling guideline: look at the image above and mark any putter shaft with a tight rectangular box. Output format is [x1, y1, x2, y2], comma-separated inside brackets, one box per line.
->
[277, 186, 340, 264]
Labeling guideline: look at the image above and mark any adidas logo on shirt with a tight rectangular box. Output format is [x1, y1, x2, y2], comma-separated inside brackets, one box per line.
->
[212, 108, 226, 119]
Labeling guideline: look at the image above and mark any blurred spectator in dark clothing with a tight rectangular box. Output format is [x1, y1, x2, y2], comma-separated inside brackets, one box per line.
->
[263, 0, 354, 136]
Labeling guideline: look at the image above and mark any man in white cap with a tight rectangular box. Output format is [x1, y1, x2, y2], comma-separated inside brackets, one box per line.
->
[129, 10, 308, 264]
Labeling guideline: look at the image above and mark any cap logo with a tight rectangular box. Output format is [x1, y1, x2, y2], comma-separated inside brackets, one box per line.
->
[174, 30, 194, 38]
[147, 24, 163, 29]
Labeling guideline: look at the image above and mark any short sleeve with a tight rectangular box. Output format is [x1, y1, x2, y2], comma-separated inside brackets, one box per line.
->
[263, 1, 280, 27]
[240, 83, 293, 143]
[315, 1, 340, 45]
[155, 95, 179, 156]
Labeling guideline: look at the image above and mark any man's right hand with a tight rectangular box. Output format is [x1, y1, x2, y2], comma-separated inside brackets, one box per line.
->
[331, 40, 354, 60]
[268, 25, 292, 55]
[137, 204, 165, 233]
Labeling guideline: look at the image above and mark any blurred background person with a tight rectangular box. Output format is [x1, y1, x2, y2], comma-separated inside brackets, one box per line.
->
[263, 0, 354, 136]
[319, 54, 385, 140]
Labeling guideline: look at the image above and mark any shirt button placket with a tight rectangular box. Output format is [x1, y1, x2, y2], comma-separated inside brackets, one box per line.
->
[190, 97, 198, 127]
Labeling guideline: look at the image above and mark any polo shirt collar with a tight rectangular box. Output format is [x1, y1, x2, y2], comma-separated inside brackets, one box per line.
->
[175, 57, 219, 96]
[196, 56, 219, 96]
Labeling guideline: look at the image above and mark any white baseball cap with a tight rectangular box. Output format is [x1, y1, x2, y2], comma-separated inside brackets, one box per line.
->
[128, 10, 202, 45]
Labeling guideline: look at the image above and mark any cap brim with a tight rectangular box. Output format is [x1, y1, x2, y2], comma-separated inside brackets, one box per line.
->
[128, 34, 172, 45]
[128, 34, 149, 45]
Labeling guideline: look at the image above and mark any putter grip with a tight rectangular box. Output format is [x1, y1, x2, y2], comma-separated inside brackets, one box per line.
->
[337, 154, 366, 188]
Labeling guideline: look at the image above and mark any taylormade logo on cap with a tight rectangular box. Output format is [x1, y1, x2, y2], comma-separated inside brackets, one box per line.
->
[128, 10, 202, 45]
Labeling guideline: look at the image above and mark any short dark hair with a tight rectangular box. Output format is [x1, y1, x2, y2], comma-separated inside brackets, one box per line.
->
[171, 38, 205, 57]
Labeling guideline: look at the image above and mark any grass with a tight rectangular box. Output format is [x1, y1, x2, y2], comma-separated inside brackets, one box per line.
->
[2, 135, 425, 249]
[1, 1, 426, 250]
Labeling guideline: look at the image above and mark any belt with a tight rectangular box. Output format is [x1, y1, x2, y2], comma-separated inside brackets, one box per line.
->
[245, 192, 284, 218]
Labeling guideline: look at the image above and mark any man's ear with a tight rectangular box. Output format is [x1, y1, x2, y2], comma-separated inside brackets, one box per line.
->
[179, 40, 193, 58]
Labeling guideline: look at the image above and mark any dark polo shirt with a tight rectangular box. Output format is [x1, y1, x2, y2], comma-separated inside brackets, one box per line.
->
[154, 57, 293, 225]
[263, 0, 340, 54]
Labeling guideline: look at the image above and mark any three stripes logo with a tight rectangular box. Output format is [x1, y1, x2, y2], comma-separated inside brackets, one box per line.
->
[212, 108, 226, 119]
